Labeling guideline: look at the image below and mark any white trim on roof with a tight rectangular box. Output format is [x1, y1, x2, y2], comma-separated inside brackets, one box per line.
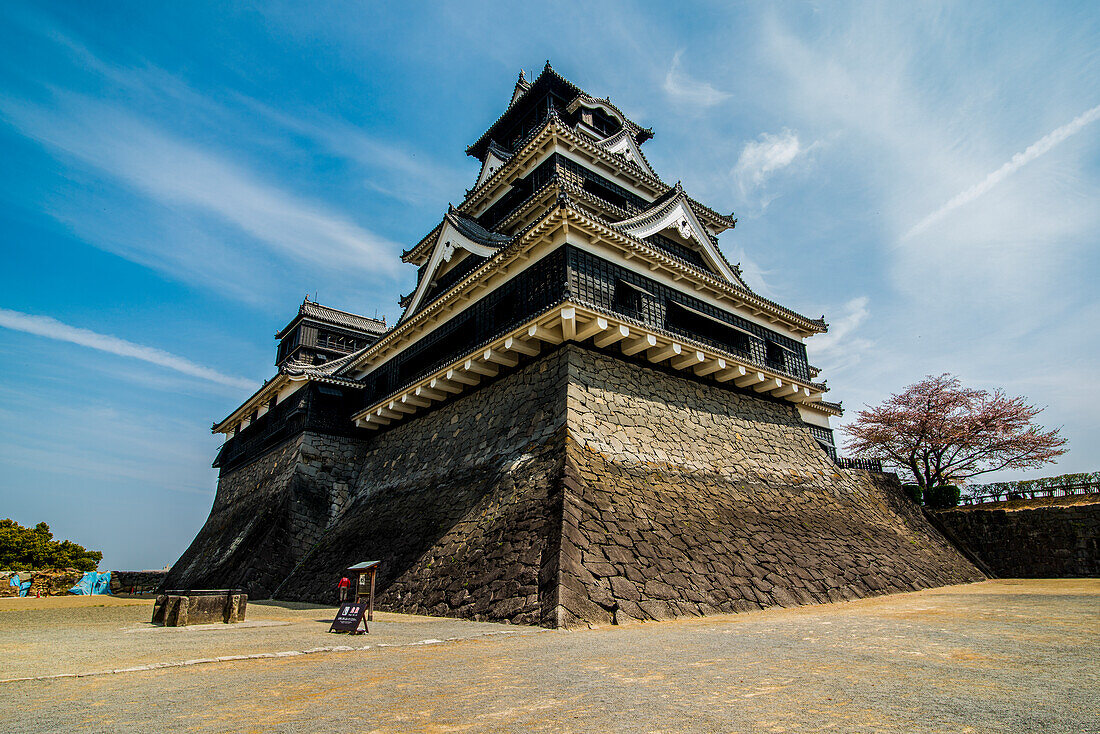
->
[598, 130, 657, 178]
[614, 191, 746, 289]
[399, 218, 501, 322]
[475, 148, 509, 189]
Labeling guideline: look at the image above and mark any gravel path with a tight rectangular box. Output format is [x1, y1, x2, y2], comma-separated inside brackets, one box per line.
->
[2, 580, 1097, 733]
[0, 599, 535, 681]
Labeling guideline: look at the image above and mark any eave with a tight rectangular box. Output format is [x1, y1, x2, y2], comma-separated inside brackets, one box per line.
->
[401, 221, 444, 266]
[559, 206, 827, 335]
[211, 374, 288, 434]
[337, 203, 825, 396]
[340, 206, 575, 378]
[211, 357, 367, 435]
[351, 304, 828, 431]
[458, 113, 736, 235]
[466, 62, 651, 162]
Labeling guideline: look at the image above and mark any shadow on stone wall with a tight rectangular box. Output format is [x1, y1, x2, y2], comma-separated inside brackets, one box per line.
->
[935, 503, 1099, 578]
[170, 345, 983, 627]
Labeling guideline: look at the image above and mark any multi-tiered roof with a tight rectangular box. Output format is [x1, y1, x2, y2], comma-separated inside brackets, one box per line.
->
[214, 63, 840, 452]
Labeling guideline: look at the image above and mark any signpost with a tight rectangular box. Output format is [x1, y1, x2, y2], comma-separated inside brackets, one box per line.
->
[346, 560, 380, 622]
[327, 561, 380, 634]
[329, 601, 368, 634]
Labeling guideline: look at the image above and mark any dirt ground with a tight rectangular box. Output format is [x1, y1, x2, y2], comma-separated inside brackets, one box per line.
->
[1, 579, 1097, 733]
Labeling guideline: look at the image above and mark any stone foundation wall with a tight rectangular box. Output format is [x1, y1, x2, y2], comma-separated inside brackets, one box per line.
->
[173, 344, 982, 625]
[277, 350, 570, 625]
[934, 503, 1100, 577]
[164, 431, 367, 597]
[111, 570, 168, 594]
[552, 347, 983, 625]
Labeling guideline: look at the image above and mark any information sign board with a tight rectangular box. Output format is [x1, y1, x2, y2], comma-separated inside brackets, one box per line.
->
[329, 601, 368, 634]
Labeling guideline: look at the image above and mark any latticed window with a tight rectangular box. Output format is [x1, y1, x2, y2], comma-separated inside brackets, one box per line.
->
[765, 340, 787, 370]
[665, 302, 751, 356]
[612, 280, 643, 316]
[566, 246, 810, 381]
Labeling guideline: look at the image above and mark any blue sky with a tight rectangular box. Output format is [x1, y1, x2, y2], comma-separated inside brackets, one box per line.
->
[1, 2, 1097, 570]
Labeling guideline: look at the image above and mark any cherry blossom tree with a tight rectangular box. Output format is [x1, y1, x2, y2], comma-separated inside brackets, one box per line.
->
[844, 374, 1067, 491]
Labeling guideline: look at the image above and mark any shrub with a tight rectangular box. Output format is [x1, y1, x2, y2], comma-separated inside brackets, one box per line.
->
[926, 485, 961, 510]
[0, 519, 102, 572]
[902, 484, 923, 504]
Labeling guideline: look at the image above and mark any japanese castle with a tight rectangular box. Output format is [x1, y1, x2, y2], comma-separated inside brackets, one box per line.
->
[211, 63, 841, 465]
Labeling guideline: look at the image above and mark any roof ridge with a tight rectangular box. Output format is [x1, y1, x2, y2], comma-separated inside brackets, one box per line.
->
[300, 300, 386, 326]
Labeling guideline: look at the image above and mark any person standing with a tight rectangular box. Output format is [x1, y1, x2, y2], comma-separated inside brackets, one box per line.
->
[337, 575, 350, 603]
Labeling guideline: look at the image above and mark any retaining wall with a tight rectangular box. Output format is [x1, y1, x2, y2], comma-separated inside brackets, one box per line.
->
[552, 347, 982, 625]
[935, 502, 1099, 577]
[164, 431, 367, 597]
[172, 345, 983, 626]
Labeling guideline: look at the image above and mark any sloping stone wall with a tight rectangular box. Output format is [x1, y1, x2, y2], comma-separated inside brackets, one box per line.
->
[276, 350, 570, 626]
[172, 344, 982, 626]
[165, 431, 366, 597]
[553, 347, 983, 626]
[934, 502, 1099, 577]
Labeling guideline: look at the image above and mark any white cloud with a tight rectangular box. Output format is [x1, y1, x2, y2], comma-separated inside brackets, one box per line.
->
[758, 6, 1100, 478]
[805, 297, 873, 375]
[905, 103, 1100, 239]
[0, 308, 254, 390]
[663, 50, 730, 108]
[0, 94, 402, 278]
[733, 129, 806, 195]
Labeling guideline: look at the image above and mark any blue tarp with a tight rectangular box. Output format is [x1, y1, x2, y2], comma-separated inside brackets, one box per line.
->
[9, 575, 31, 597]
[68, 571, 112, 595]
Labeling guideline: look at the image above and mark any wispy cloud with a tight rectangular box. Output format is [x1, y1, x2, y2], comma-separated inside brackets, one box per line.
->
[733, 128, 810, 198]
[905, 103, 1100, 239]
[240, 98, 466, 207]
[0, 94, 402, 277]
[728, 245, 779, 299]
[805, 296, 872, 373]
[663, 50, 730, 108]
[0, 308, 253, 389]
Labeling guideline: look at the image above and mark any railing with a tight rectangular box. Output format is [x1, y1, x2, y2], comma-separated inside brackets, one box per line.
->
[567, 247, 814, 383]
[837, 457, 884, 473]
[959, 481, 1100, 506]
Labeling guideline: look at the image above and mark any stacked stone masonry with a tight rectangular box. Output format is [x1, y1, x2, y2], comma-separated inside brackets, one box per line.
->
[553, 347, 982, 625]
[165, 432, 367, 598]
[934, 503, 1099, 578]
[171, 345, 983, 627]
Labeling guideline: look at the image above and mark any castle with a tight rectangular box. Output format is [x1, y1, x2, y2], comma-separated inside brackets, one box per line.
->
[166, 65, 981, 626]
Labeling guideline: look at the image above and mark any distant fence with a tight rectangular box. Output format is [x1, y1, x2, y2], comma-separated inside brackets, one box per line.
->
[960, 480, 1100, 506]
[837, 457, 884, 473]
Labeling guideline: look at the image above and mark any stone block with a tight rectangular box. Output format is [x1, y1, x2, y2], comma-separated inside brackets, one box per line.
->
[154, 592, 247, 626]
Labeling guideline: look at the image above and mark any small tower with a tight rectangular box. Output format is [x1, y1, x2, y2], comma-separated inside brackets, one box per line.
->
[275, 298, 387, 367]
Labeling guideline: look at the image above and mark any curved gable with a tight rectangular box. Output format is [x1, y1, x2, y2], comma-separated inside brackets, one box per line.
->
[614, 190, 746, 289]
[399, 215, 508, 321]
[598, 130, 657, 178]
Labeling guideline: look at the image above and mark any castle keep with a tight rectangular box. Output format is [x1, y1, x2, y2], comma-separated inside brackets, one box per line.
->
[167, 65, 982, 626]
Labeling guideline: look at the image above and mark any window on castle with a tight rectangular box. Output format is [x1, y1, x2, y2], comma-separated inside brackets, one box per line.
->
[582, 177, 628, 210]
[492, 291, 518, 331]
[665, 301, 751, 355]
[612, 280, 644, 315]
[765, 340, 787, 370]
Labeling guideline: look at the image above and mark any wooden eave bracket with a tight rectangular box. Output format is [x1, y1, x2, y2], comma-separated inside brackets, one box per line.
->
[352, 303, 826, 431]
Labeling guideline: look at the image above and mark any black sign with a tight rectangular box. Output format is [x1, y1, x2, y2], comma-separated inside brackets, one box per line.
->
[329, 602, 368, 634]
